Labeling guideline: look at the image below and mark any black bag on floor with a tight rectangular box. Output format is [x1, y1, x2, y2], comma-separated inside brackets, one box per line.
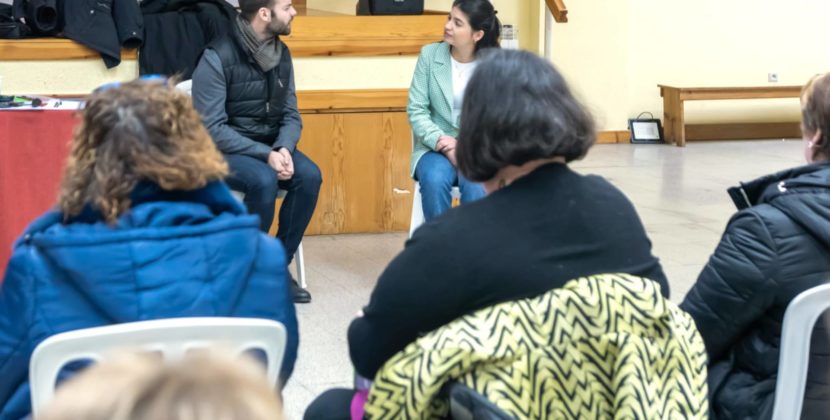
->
[356, 0, 424, 15]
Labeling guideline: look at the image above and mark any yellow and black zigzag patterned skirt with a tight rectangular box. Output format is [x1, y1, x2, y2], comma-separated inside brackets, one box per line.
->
[365, 273, 708, 419]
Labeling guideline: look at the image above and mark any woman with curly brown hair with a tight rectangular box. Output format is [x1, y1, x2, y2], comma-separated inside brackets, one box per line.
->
[0, 79, 298, 420]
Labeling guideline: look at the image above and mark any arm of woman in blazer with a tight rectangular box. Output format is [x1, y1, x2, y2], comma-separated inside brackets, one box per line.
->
[407, 46, 454, 156]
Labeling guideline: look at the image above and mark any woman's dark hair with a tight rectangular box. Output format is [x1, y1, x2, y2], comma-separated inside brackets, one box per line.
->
[452, 0, 500, 52]
[801, 72, 830, 161]
[456, 49, 596, 182]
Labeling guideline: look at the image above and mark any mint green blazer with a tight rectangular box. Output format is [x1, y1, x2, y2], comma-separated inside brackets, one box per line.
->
[407, 42, 456, 176]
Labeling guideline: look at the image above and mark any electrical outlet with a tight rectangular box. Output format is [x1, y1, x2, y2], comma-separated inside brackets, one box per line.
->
[768, 72, 779, 83]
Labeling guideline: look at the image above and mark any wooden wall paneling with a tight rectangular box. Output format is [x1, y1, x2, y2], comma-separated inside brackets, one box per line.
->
[266, 113, 340, 237]
[297, 89, 408, 113]
[384, 112, 415, 231]
[274, 111, 412, 235]
[301, 113, 348, 234]
[1, 15, 445, 60]
[0, 39, 138, 61]
[285, 15, 445, 57]
[340, 112, 386, 232]
[342, 112, 412, 233]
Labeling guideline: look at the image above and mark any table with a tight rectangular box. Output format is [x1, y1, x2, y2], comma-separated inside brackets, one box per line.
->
[659, 85, 803, 147]
[0, 110, 76, 280]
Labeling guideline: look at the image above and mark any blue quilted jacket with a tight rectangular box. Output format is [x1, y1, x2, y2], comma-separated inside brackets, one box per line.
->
[0, 181, 298, 420]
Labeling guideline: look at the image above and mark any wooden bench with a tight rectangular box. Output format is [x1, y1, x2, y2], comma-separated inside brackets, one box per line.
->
[659, 85, 803, 147]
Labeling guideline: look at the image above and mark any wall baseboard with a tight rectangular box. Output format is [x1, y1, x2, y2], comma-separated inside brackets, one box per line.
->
[595, 122, 799, 145]
[597, 130, 630, 144]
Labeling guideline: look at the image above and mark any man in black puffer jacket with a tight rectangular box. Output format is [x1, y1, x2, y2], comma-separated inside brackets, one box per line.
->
[192, 0, 320, 304]
[681, 72, 830, 420]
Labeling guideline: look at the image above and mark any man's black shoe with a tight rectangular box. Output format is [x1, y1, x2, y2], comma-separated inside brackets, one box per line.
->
[289, 274, 311, 303]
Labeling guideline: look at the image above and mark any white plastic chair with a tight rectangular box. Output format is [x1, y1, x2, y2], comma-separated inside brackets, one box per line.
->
[409, 182, 461, 238]
[174, 79, 193, 95]
[231, 189, 307, 289]
[771, 283, 830, 420]
[29, 317, 286, 416]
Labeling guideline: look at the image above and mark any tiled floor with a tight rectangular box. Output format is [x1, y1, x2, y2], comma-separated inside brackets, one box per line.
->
[283, 139, 805, 419]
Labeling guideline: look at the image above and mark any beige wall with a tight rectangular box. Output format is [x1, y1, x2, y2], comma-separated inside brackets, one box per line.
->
[551, 0, 830, 131]
[0, 60, 139, 96]
[306, 0, 356, 15]
[294, 56, 416, 90]
[0, 57, 417, 95]
[548, 0, 630, 131]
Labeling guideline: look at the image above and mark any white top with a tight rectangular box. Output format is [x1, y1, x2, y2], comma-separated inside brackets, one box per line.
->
[450, 56, 477, 125]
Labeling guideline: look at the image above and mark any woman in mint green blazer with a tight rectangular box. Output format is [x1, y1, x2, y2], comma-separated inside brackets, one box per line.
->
[407, 0, 500, 221]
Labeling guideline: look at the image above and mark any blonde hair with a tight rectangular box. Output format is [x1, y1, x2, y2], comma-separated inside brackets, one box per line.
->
[58, 79, 228, 224]
[38, 351, 283, 420]
[801, 72, 830, 160]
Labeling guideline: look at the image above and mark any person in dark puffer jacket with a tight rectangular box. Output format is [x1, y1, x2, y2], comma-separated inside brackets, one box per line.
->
[681, 72, 830, 420]
[0, 79, 299, 420]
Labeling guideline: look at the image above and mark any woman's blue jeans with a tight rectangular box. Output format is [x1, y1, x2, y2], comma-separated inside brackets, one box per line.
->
[414, 151, 486, 221]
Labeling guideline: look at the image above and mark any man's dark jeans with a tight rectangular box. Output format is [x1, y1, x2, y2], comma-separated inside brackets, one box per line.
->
[224, 150, 321, 263]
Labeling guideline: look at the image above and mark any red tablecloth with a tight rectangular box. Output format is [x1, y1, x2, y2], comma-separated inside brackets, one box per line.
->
[0, 110, 77, 279]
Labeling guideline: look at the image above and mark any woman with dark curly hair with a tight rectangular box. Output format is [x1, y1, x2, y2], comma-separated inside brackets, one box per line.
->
[0, 79, 298, 420]
[306, 49, 668, 419]
[349, 49, 668, 382]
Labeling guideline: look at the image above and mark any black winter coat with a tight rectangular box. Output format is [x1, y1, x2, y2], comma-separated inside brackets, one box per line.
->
[681, 163, 830, 420]
[139, 0, 237, 80]
[63, 0, 143, 68]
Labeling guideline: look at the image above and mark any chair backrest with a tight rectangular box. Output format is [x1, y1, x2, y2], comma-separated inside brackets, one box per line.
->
[230, 189, 288, 202]
[175, 79, 193, 95]
[772, 283, 830, 420]
[447, 382, 513, 420]
[408, 182, 461, 238]
[230, 189, 246, 202]
[29, 317, 286, 416]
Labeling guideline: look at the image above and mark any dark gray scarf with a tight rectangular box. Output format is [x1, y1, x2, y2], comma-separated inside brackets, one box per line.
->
[234, 15, 282, 72]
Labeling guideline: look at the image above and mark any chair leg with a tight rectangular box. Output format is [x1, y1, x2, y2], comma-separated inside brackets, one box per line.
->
[451, 186, 461, 207]
[296, 242, 306, 289]
[235, 189, 305, 288]
[409, 182, 424, 239]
